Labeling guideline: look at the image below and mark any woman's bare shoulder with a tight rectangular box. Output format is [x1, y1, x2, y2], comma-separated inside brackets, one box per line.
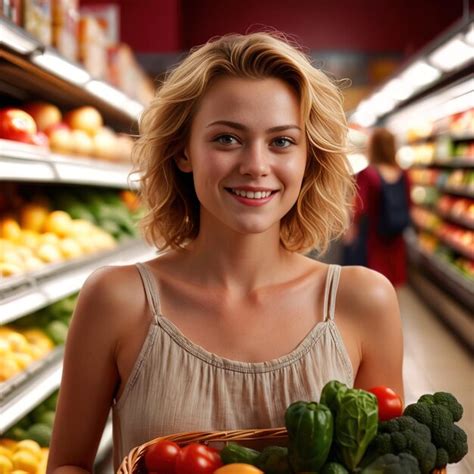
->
[337, 265, 398, 315]
[75, 264, 148, 334]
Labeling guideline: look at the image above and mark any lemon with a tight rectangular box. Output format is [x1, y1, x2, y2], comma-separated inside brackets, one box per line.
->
[58, 238, 83, 259]
[35, 243, 63, 264]
[0, 339, 11, 356]
[13, 442, 41, 462]
[0, 357, 21, 382]
[10, 353, 34, 370]
[38, 233, 59, 245]
[5, 333, 28, 353]
[0, 446, 11, 457]
[0, 218, 22, 242]
[17, 231, 40, 249]
[0, 454, 13, 474]
[42, 211, 73, 237]
[11, 450, 38, 474]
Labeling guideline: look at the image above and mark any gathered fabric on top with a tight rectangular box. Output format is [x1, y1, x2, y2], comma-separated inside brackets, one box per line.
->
[112, 263, 354, 469]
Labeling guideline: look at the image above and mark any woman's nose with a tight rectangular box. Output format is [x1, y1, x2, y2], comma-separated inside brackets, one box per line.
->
[239, 143, 270, 176]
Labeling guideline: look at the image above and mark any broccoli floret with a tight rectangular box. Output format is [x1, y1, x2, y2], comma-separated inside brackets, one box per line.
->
[374, 416, 436, 474]
[435, 448, 449, 468]
[360, 453, 421, 474]
[404, 395, 468, 464]
[404, 402, 453, 446]
[445, 424, 468, 463]
[418, 392, 463, 422]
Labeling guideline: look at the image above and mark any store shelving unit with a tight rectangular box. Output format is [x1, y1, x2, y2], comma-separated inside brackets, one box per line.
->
[383, 77, 474, 350]
[0, 16, 150, 464]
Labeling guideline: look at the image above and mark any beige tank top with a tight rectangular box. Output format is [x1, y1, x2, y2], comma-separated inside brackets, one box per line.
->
[112, 263, 354, 469]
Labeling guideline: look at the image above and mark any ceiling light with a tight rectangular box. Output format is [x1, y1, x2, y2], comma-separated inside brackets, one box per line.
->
[32, 50, 90, 85]
[383, 78, 415, 101]
[352, 110, 377, 128]
[86, 80, 129, 110]
[370, 92, 398, 115]
[0, 20, 39, 54]
[401, 60, 441, 88]
[429, 35, 474, 71]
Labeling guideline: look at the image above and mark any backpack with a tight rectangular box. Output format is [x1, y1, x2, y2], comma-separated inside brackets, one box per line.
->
[377, 170, 410, 237]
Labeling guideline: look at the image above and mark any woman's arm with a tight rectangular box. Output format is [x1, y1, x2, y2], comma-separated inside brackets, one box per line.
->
[46, 266, 135, 473]
[338, 266, 404, 402]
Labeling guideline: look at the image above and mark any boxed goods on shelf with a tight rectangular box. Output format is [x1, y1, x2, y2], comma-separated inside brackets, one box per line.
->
[78, 14, 107, 79]
[23, 0, 52, 45]
[51, 0, 79, 62]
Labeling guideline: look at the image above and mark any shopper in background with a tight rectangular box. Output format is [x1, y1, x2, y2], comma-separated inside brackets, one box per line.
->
[47, 33, 404, 472]
[343, 128, 411, 287]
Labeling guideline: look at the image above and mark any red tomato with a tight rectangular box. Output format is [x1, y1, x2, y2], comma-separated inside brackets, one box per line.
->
[175, 443, 223, 474]
[369, 386, 403, 421]
[145, 440, 180, 473]
[0, 108, 37, 143]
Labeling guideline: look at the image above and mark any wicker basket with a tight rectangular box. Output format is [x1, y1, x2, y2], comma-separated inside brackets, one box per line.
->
[117, 427, 447, 474]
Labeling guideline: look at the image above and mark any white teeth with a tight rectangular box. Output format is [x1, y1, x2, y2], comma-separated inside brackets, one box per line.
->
[231, 189, 272, 199]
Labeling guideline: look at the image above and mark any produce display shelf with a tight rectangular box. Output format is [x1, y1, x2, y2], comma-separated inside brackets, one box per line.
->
[438, 186, 474, 199]
[0, 17, 142, 133]
[406, 131, 474, 145]
[0, 139, 139, 189]
[0, 346, 64, 433]
[411, 158, 474, 169]
[437, 211, 474, 231]
[0, 239, 157, 325]
[406, 231, 474, 311]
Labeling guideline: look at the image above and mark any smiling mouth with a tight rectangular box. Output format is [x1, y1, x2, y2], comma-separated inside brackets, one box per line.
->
[225, 188, 278, 200]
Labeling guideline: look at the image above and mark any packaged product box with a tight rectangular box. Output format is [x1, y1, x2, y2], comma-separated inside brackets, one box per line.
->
[23, 0, 52, 45]
[78, 15, 107, 79]
[1, 0, 22, 24]
[79, 3, 119, 46]
[52, 0, 79, 61]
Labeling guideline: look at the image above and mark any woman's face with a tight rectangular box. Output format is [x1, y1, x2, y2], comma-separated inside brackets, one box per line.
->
[180, 76, 307, 236]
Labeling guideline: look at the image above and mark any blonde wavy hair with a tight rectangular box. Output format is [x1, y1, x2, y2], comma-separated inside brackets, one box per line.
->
[133, 32, 355, 255]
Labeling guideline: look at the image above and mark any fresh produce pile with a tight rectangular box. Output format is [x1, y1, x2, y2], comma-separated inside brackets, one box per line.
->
[0, 104, 134, 162]
[4, 391, 58, 448]
[0, 295, 76, 382]
[0, 439, 49, 474]
[140, 381, 468, 474]
[0, 185, 140, 277]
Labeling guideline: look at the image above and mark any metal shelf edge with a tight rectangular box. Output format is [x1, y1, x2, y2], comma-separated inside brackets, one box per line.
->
[0, 242, 158, 324]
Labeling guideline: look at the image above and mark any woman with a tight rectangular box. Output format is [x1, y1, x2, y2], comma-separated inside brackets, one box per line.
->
[344, 128, 411, 286]
[47, 33, 404, 473]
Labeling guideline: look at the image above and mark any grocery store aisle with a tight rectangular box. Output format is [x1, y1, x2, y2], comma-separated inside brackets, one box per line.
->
[398, 285, 473, 474]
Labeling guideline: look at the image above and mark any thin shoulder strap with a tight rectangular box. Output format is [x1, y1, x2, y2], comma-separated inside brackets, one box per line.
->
[323, 265, 342, 322]
[136, 262, 161, 323]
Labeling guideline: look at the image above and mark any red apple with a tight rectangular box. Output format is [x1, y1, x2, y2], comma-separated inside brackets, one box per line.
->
[45, 122, 74, 154]
[23, 102, 62, 132]
[64, 106, 103, 135]
[0, 108, 37, 143]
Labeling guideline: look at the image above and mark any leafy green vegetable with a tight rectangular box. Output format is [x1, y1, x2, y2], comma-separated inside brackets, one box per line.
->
[334, 388, 378, 471]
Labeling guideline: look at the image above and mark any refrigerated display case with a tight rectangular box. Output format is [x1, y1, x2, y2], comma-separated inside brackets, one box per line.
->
[0, 14, 156, 468]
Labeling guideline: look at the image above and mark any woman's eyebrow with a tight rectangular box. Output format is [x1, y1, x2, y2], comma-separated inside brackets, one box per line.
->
[206, 120, 301, 133]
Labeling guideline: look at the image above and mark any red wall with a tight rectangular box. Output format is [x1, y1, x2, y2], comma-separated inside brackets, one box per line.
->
[81, 0, 465, 56]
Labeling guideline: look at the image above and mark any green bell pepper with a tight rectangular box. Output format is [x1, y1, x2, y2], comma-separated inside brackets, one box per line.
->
[285, 400, 333, 472]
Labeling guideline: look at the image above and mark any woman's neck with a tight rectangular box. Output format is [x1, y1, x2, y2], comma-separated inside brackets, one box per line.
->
[181, 224, 295, 295]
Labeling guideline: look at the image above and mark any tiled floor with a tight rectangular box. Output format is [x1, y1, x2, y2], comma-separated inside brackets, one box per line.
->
[398, 286, 473, 474]
[99, 285, 473, 473]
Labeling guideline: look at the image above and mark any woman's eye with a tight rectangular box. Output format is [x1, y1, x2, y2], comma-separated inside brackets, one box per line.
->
[215, 135, 238, 145]
[272, 137, 294, 148]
